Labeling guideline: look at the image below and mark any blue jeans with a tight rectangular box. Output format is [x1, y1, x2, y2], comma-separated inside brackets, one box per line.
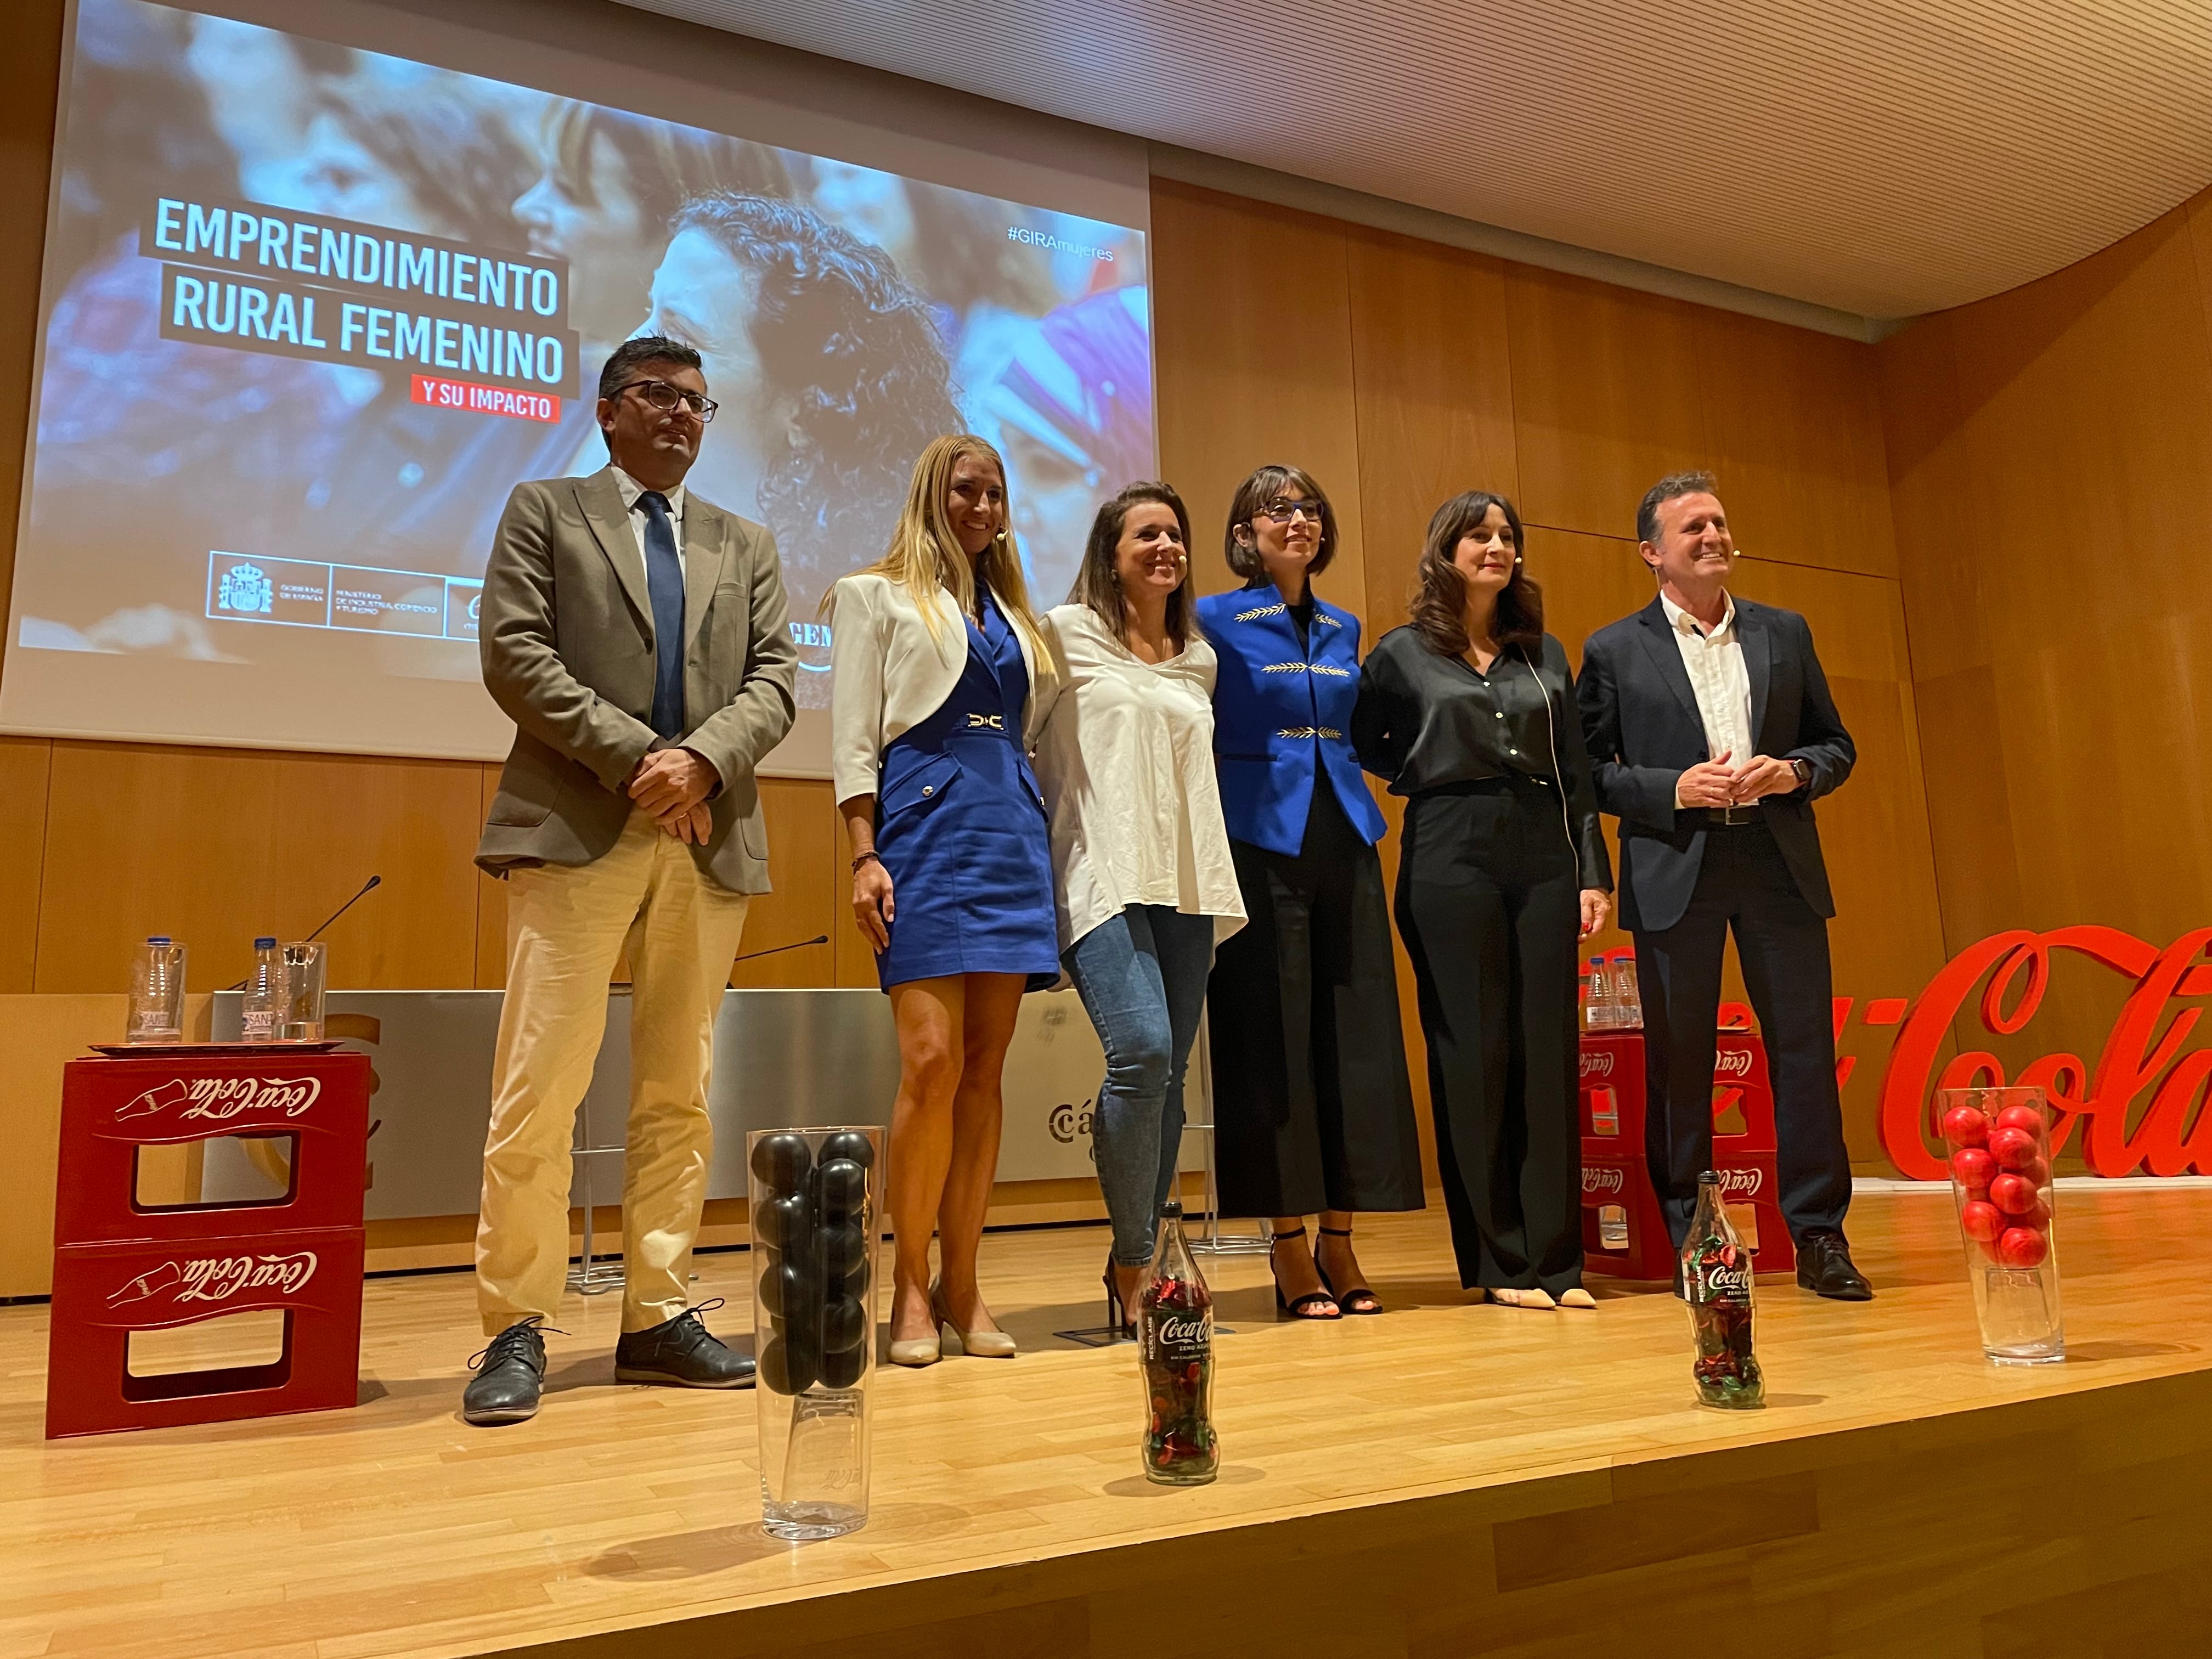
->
[1064, 906, 1217, 1266]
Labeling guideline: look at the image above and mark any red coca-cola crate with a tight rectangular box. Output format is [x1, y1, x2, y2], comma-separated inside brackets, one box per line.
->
[1579, 1030, 1777, 1159]
[1579, 1149, 1793, 1282]
[54, 1052, 370, 1243]
[45, 1226, 366, 1437]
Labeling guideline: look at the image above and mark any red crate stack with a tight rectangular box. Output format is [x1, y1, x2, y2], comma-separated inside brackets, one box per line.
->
[1577, 1030, 1792, 1281]
[46, 1051, 371, 1439]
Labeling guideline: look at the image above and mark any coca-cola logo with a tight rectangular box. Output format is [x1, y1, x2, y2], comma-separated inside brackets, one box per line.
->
[1716, 1166, 1764, 1198]
[105, 1250, 319, 1309]
[1713, 1048, 1754, 1079]
[116, 1075, 321, 1123]
[1699, 1264, 1751, 1297]
[1579, 1051, 1615, 1079]
[1582, 1166, 1625, 1194]
[1156, 1314, 1207, 1347]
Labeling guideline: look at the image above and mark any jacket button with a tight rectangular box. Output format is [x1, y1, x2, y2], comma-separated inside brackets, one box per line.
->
[921, 785, 933, 796]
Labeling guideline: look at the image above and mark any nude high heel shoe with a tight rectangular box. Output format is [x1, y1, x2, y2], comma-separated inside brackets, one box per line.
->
[932, 1282, 1017, 1358]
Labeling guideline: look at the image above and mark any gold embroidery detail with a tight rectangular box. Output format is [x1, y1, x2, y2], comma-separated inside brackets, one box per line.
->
[1235, 602, 1288, 621]
[1316, 613, 1344, 628]
[1308, 662, 1351, 677]
[1262, 661, 1308, 674]
[1276, 727, 1343, 740]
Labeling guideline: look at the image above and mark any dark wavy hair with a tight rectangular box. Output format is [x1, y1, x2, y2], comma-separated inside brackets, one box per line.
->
[1410, 490, 1544, 656]
[1223, 464, 1336, 583]
[667, 192, 959, 581]
[1069, 482, 1200, 650]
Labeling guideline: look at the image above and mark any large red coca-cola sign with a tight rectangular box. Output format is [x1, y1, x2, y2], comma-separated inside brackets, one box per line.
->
[1874, 927, 2212, 1180]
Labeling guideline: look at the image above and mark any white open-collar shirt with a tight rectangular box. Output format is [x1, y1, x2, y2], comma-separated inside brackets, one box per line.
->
[1660, 589, 1756, 808]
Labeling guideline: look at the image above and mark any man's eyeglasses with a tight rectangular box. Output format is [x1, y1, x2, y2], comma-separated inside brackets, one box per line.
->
[1252, 499, 1325, 525]
[614, 379, 719, 421]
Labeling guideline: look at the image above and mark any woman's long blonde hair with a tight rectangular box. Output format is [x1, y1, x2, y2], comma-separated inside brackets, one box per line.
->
[837, 434, 1052, 675]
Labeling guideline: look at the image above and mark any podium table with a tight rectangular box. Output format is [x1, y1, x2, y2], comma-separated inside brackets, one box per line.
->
[46, 1049, 370, 1438]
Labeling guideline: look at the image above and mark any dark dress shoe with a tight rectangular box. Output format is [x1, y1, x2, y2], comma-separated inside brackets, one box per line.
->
[1796, 1231, 1874, 1301]
[614, 1301, 755, 1388]
[463, 1317, 551, 1425]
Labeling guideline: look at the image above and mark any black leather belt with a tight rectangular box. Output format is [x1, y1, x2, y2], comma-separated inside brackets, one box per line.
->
[1698, 805, 1763, 827]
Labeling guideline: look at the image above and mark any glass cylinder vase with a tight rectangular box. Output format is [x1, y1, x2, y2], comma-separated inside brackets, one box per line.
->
[1936, 1086, 2064, 1364]
[747, 1125, 884, 1541]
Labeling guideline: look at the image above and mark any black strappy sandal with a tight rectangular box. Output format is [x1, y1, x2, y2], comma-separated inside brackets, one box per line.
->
[1314, 1226, 1383, 1315]
[1271, 1226, 1342, 1320]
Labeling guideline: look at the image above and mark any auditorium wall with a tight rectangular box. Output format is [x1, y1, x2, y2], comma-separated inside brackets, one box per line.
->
[2, 0, 1966, 1278]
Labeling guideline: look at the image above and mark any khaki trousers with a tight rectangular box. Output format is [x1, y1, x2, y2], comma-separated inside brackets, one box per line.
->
[476, 809, 750, 1335]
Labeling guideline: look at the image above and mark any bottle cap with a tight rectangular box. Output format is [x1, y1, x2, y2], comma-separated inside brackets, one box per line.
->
[254, 936, 277, 949]
[146, 935, 171, 945]
[1698, 1169, 1721, 1184]
[1160, 1198, 1183, 1218]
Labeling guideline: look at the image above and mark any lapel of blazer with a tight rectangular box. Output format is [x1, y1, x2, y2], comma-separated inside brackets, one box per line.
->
[681, 498, 729, 653]
[1737, 596, 1774, 746]
[1634, 595, 1706, 733]
[1226, 585, 1303, 675]
[574, 470, 652, 635]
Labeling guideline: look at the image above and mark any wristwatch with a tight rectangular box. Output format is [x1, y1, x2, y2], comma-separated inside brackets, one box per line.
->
[1788, 758, 1812, 791]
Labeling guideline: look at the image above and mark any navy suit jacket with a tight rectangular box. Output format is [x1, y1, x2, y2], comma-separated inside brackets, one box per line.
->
[1198, 584, 1387, 856]
[1575, 594, 1854, 933]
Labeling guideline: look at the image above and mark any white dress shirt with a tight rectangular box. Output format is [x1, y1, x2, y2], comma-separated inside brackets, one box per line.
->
[1032, 605, 1246, 953]
[611, 465, 686, 576]
[1661, 589, 1754, 808]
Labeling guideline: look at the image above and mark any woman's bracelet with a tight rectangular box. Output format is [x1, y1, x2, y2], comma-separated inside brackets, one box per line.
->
[850, 850, 882, 872]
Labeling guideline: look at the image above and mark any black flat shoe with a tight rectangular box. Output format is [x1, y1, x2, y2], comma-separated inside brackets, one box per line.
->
[1313, 1225, 1381, 1314]
[463, 1316, 554, 1425]
[1796, 1231, 1874, 1301]
[1270, 1226, 1341, 1320]
[614, 1300, 757, 1387]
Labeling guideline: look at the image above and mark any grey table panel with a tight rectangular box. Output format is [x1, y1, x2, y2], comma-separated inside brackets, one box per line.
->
[204, 987, 1198, 1219]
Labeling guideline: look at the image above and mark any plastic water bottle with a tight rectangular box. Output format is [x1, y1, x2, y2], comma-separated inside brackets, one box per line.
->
[1584, 955, 1616, 1030]
[126, 936, 187, 1043]
[1610, 950, 1643, 1031]
[241, 936, 283, 1042]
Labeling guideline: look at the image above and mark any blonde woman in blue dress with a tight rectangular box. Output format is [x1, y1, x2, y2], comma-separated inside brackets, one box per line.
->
[828, 435, 1059, 1366]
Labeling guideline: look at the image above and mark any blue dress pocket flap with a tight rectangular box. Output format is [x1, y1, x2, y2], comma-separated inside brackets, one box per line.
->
[881, 750, 962, 818]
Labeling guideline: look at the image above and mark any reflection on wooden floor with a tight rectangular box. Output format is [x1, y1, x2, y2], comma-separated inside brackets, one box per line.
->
[4, 1185, 2211, 1658]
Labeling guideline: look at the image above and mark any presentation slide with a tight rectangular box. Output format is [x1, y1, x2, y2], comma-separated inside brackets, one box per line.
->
[2, 0, 1154, 769]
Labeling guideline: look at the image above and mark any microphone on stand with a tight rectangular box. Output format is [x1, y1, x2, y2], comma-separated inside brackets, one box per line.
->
[732, 933, 829, 964]
[224, 874, 385, 990]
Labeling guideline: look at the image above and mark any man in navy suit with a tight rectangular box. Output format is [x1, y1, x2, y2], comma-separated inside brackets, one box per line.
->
[1576, 472, 1871, 1300]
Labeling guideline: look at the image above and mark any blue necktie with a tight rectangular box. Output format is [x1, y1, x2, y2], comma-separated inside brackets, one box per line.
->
[636, 489, 686, 739]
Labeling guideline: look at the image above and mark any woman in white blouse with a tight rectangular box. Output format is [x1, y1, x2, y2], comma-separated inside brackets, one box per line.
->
[1034, 482, 1245, 1335]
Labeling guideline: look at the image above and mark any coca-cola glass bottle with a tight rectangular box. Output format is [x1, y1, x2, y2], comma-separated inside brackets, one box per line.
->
[1681, 1170, 1765, 1409]
[1138, 1199, 1217, 1485]
[1937, 1086, 2063, 1364]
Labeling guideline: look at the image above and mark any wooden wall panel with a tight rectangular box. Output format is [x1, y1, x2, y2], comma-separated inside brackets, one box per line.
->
[727, 776, 836, 989]
[33, 743, 483, 995]
[0, 737, 49, 992]
[1506, 266, 1896, 577]
[1150, 180, 1368, 618]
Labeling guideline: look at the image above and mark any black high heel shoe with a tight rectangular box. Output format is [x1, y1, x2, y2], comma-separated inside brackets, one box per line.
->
[1270, 1226, 1341, 1320]
[1314, 1224, 1383, 1315]
[1102, 1251, 1137, 1340]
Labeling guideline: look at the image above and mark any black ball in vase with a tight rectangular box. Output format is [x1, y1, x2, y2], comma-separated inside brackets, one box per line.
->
[819, 1130, 874, 1170]
[756, 1191, 812, 1252]
[757, 1257, 806, 1321]
[749, 1132, 812, 1196]
[821, 1222, 866, 1277]
[821, 1293, 868, 1355]
[759, 1335, 820, 1396]
[817, 1158, 867, 1222]
[820, 1342, 866, 1389]
[839, 1257, 871, 1302]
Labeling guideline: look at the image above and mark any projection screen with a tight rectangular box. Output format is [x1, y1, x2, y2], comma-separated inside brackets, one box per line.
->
[2, 0, 1155, 774]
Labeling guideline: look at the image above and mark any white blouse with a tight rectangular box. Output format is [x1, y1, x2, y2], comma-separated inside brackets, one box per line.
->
[1032, 605, 1246, 953]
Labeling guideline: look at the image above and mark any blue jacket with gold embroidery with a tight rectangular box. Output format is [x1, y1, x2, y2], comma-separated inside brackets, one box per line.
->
[1197, 584, 1387, 856]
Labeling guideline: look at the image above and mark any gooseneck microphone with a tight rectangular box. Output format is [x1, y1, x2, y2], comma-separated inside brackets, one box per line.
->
[732, 933, 830, 964]
[303, 873, 382, 943]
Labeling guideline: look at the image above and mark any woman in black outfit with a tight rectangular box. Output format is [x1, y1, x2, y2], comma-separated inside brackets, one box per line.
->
[1353, 491, 1613, 1308]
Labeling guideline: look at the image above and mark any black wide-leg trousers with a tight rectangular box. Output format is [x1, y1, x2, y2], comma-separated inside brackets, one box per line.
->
[1395, 777, 1584, 1296]
[1632, 820, 1852, 1248]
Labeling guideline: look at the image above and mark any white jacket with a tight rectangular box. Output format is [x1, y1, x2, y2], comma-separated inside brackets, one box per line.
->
[827, 571, 1050, 805]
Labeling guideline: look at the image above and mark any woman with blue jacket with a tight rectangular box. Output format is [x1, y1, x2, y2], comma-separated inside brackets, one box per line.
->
[1196, 465, 1425, 1319]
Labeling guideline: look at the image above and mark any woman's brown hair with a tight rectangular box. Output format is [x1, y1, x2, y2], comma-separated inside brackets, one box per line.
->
[1069, 482, 1201, 650]
[1410, 490, 1544, 656]
[1222, 464, 1337, 583]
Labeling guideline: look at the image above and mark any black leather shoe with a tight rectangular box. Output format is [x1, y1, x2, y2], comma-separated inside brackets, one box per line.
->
[614, 1300, 755, 1388]
[1796, 1231, 1874, 1301]
[463, 1316, 552, 1425]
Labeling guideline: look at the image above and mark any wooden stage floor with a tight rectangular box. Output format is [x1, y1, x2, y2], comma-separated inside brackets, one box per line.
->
[5, 1186, 2212, 1659]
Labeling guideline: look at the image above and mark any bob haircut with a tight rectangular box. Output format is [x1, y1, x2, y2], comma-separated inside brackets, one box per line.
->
[1068, 482, 1200, 650]
[1223, 464, 1337, 583]
[1409, 490, 1545, 656]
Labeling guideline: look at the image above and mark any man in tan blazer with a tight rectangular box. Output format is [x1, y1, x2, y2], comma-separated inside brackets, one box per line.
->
[464, 334, 797, 1425]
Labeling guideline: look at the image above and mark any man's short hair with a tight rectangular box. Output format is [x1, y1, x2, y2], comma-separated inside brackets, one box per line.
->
[1637, 470, 1721, 545]
[598, 334, 703, 404]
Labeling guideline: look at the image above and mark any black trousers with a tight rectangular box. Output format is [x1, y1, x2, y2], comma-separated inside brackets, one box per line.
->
[1633, 819, 1852, 1247]
[1395, 777, 1584, 1296]
[1208, 784, 1426, 1219]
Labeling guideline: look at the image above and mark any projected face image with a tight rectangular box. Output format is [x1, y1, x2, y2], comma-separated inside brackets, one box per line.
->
[639, 228, 775, 512]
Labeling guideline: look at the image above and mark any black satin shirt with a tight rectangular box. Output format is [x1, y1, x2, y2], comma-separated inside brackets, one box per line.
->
[1353, 625, 1612, 890]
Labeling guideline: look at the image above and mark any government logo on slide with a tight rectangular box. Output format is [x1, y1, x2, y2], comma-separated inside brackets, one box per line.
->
[216, 561, 274, 615]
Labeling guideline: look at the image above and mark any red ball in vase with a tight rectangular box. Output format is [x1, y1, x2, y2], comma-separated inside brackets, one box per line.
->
[1989, 1173, 2038, 1215]
[1998, 1227, 2049, 1268]
[1988, 1126, 2039, 1172]
[1959, 1200, 2006, 1243]
[1994, 1104, 2045, 1136]
[1952, 1147, 1996, 1189]
[2021, 1155, 2051, 1188]
[1941, 1105, 1990, 1148]
[2009, 1194, 2051, 1231]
